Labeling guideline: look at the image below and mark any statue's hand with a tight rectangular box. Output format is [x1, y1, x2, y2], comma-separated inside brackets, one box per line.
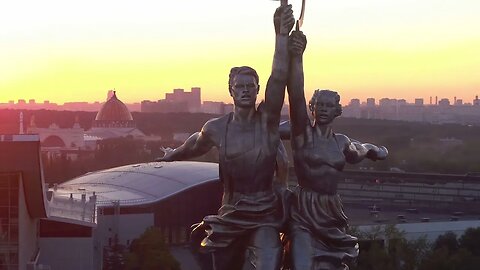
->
[377, 146, 389, 160]
[274, 4, 294, 35]
[155, 146, 174, 162]
[289, 30, 307, 56]
[367, 145, 388, 161]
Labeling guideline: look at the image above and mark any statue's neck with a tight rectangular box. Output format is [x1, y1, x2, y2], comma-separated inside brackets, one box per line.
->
[313, 123, 333, 138]
[233, 106, 256, 124]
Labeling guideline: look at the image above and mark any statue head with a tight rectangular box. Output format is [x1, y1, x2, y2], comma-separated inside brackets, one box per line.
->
[228, 66, 260, 108]
[309, 89, 342, 125]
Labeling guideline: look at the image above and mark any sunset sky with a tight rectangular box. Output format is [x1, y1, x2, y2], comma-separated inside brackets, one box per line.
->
[1, 0, 479, 105]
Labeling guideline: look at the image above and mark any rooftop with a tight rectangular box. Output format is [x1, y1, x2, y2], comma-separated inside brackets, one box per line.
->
[53, 161, 219, 207]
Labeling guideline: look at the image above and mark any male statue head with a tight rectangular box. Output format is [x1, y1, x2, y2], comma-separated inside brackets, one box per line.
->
[228, 66, 260, 108]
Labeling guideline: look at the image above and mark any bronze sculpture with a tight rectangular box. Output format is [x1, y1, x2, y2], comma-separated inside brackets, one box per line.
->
[157, 5, 295, 270]
[285, 31, 388, 269]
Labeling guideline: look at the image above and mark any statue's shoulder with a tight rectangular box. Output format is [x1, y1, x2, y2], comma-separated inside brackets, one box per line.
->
[334, 133, 350, 147]
[201, 113, 231, 136]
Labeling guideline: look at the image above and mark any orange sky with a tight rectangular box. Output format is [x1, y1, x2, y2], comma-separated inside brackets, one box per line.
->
[1, 0, 479, 105]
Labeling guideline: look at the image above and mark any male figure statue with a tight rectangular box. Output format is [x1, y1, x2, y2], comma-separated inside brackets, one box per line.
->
[157, 6, 295, 270]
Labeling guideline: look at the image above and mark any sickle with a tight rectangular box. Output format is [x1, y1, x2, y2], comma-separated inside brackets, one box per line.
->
[296, 0, 306, 30]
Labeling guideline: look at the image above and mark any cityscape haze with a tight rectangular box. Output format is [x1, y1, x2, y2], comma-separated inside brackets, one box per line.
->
[2, 1, 480, 269]
[2, 89, 480, 125]
[1, 1, 480, 104]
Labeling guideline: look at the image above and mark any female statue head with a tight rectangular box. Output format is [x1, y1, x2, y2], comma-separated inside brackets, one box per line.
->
[308, 89, 342, 124]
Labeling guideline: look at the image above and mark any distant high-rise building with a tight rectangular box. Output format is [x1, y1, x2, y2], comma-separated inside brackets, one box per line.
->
[415, 98, 424, 106]
[343, 99, 361, 118]
[379, 98, 392, 107]
[397, 99, 407, 106]
[438, 98, 450, 106]
[455, 99, 463, 106]
[366, 98, 376, 107]
[202, 101, 225, 114]
[349, 99, 360, 106]
[29, 99, 35, 104]
[474, 95, 480, 106]
[143, 87, 202, 113]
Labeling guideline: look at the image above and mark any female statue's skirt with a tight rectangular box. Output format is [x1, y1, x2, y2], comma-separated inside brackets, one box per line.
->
[289, 186, 359, 268]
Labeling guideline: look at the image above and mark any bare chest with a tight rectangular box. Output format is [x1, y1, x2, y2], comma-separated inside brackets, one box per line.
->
[225, 123, 256, 159]
[295, 130, 345, 170]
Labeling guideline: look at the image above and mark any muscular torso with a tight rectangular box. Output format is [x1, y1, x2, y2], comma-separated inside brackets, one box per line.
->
[225, 121, 255, 159]
[292, 127, 346, 195]
[207, 111, 279, 199]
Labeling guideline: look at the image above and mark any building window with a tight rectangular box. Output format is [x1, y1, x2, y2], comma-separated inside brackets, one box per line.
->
[0, 174, 19, 269]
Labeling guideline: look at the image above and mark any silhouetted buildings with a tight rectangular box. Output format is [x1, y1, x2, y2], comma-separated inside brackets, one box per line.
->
[343, 95, 480, 125]
[0, 93, 141, 112]
[26, 91, 146, 161]
[142, 87, 202, 113]
[87, 91, 145, 139]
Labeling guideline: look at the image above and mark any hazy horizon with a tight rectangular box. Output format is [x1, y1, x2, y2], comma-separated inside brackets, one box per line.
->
[2, 0, 479, 105]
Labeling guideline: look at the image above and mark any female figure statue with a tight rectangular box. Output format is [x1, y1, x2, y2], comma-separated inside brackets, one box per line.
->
[286, 31, 388, 270]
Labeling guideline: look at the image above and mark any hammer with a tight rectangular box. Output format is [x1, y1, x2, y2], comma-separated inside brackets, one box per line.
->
[273, 0, 306, 30]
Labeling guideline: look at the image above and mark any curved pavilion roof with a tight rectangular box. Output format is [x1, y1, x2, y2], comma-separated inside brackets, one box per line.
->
[56, 161, 219, 207]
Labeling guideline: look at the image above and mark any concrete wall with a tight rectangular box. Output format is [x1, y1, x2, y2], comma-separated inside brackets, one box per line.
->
[19, 176, 39, 270]
[39, 238, 94, 270]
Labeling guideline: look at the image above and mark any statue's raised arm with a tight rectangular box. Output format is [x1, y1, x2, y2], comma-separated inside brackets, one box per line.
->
[263, 5, 294, 129]
[286, 30, 308, 141]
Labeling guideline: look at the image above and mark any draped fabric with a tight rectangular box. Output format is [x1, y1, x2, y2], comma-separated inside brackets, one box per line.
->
[196, 110, 289, 252]
[290, 186, 359, 268]
[199, 188, 289, 251]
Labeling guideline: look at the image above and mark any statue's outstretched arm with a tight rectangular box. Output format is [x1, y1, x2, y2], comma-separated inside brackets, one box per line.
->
[338, 134, 388, 164]
[287, 31, 308, 138]
[264, 5, 294, 129]
[156, 121, 215, 162]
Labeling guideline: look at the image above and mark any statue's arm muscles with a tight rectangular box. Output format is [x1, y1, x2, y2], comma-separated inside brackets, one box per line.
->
[287, 44, 309, 140]
[337, 134, 388, 164]
[160, 120, 216, 161]
[264, 32, 290, 130]
[264, 6, 294, 129]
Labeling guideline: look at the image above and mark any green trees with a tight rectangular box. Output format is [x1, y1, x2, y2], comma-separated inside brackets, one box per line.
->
[419, 228, 480, 270]
[352, 226, 480, 270]
[352, 224, 429, 270]
[124, 227, 180, 270]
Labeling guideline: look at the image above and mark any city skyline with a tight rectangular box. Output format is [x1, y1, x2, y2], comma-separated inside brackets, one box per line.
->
[0, 87, 480, 113]
[1, 89, 479, 108]
[1, 0, 480, 104]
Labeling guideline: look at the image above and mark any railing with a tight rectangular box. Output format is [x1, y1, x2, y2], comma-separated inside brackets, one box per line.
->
[338, 180, 480, 212]
[47, 194, 96, 224]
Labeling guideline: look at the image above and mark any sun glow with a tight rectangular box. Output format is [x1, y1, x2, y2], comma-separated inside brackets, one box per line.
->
[1, 0, 480, 105]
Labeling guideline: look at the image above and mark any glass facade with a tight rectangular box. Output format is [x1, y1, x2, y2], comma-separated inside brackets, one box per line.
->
[0, 174, 19, 270]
